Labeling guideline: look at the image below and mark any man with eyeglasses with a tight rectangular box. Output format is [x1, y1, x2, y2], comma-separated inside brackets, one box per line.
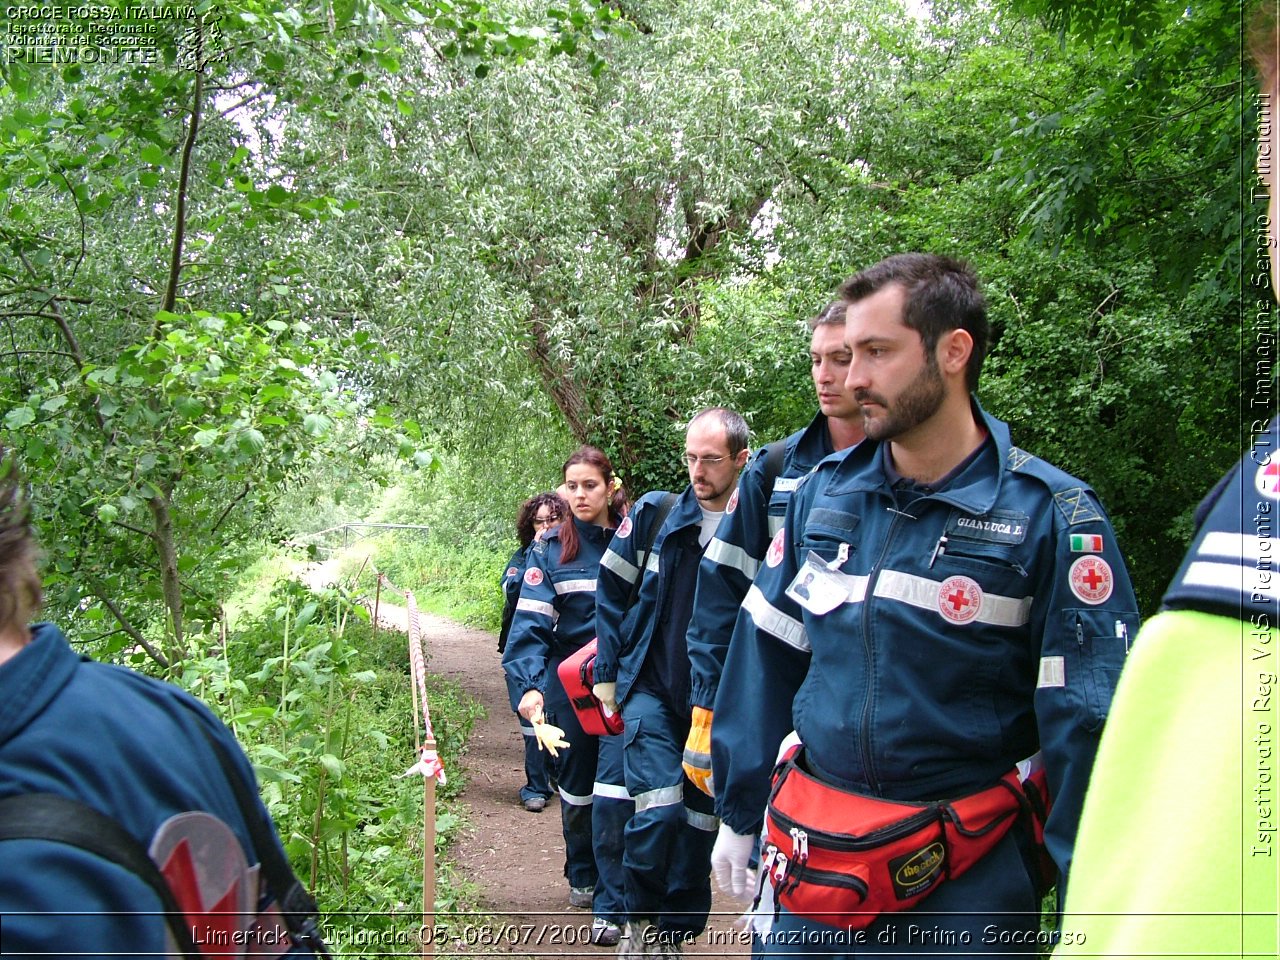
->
[593, 407, 751, 956]
[682, 301, 867, 800]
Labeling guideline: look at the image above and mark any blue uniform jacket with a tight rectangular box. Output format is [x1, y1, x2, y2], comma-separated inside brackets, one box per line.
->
[594, 487, 704, 704]
[685, 413, 838, 710]
[1162, 413, 1280, 620]
[0, 623, 313, 955]
[711, 402, 1140, 887]
[498, 545, 529, 653]
[502, 516, 613, 710]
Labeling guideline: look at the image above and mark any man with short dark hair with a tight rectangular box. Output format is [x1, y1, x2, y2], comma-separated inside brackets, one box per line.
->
[682, 302, 865, 797]
[710, 254, 1139, 954]
[594, 407, 750, 955]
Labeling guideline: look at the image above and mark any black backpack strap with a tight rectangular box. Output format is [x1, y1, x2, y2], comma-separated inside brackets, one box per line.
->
[199, 726, 333, 958]
[0, 793, 202, 958]
[626, 492, 679, 610]
[761, 440, 786, 501]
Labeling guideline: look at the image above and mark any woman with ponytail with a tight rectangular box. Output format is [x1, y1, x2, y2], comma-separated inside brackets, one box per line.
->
[502, 446, 629, 944]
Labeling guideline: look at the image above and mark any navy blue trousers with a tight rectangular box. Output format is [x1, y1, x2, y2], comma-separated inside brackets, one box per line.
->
[593, 731, 632, 925]
[621, 690, 718, 936]
[517, 715, 553, 802]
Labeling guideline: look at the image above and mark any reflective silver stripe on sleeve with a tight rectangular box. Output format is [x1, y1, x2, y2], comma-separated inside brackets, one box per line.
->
[873, 570, 1033, 627]
[645, 552, 660, 575]
[705, 537, 760, 580]
[742, 585, 810, 652]
[633, 784, 683, 812]
[554, 578, 598, 596]
[600, 549, 640, 584]
[1037, 656, 1065, 688]
[768, 515, 785, 536]
[1198, 532, 1280, 564]
[520, 724, 536, 737]
[685, 808, 719, 833]
[1184, 561, 1280, 603]
[516, 598, 558, 619]
[682, 745, 711, 769]
[559, 786, 594, 806]
[593, 781, 634, 802]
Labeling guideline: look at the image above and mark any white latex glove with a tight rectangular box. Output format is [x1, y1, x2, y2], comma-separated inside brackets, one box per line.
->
[711, 822, 757, 901]
[591, 681, 618, 714]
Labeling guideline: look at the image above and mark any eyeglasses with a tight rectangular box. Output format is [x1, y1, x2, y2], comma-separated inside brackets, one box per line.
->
[533, 513, 561, 526]
[682, 454, 727, 467]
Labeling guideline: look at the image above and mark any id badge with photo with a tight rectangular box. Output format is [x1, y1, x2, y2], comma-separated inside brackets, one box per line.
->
[785, 549, 860, 615]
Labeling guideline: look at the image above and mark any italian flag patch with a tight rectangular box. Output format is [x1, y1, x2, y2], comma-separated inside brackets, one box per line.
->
[1070, 534, 1104, 553]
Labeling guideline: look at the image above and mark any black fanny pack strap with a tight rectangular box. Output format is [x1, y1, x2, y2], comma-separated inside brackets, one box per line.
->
[199, 725, 333, 958]
[0, 793, 202, 959]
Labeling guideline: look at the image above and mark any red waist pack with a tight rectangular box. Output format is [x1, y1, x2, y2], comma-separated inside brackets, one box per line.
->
[762, 745, 1052, 931]
[557, 639, 623, 736]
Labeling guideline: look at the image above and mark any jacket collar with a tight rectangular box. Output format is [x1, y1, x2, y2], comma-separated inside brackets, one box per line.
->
[789, 412, 837, 471]
[826, 398, 1011, 516]
[670, 485, 709, 529]
[0, 622, 79, 746]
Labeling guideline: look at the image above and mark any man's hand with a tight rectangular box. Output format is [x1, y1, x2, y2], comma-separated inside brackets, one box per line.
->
[591, 681, 618, 714]
[682, 706, 714, 796]
[711, 823, 757, 901]
[517, 689, 545, 722]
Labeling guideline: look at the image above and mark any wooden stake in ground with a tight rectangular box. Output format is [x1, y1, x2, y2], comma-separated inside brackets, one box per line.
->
[404, 590, 445, 960]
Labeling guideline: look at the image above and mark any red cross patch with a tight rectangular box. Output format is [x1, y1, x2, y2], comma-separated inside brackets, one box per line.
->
[506, 567, 518, 579]
[524, 566, 544, 587]
[766, 528, 786, 568]
[1069, 555, 1113, 605]
[616, 516, 633, 539]
[726, 489, 739, 515]
[1257, 458, 1280, 500]
[937, 576, 983, 624]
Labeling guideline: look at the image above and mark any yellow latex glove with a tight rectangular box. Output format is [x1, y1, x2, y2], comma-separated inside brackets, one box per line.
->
[682, 706, 714, 796]
[531, 711, 570, 757]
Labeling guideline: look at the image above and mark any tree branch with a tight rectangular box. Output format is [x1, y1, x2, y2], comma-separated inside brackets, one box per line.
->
[91, 583, 170, 670]
[208, 482, 251, 536]
[158, 41, 204, 323]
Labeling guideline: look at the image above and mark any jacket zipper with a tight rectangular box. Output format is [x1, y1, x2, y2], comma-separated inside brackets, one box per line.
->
[859, 502, 916, 794]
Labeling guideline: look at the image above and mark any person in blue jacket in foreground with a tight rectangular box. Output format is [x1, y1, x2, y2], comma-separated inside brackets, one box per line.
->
[0, 452, 324, 957]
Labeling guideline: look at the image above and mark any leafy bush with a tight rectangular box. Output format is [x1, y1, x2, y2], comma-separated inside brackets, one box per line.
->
[176, 576, 482, 944]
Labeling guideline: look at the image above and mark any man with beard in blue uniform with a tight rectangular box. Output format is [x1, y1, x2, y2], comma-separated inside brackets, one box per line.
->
[710, 254, 1139, 956]
[594, 408, 750, 955]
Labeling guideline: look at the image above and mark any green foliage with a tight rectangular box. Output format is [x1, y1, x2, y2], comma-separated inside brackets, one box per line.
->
[177, 575, 482, 932]
[997, 0, 1250, 300]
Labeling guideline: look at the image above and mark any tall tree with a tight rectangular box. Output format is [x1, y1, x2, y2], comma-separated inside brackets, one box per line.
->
[0, 0, 617, 664]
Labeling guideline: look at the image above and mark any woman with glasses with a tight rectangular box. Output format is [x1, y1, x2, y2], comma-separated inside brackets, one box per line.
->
[499, 491, 569, 814]
[502, 446, 630, 944]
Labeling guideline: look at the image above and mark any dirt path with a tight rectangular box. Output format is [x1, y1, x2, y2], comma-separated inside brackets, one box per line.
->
[360, 589, 751, 958]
